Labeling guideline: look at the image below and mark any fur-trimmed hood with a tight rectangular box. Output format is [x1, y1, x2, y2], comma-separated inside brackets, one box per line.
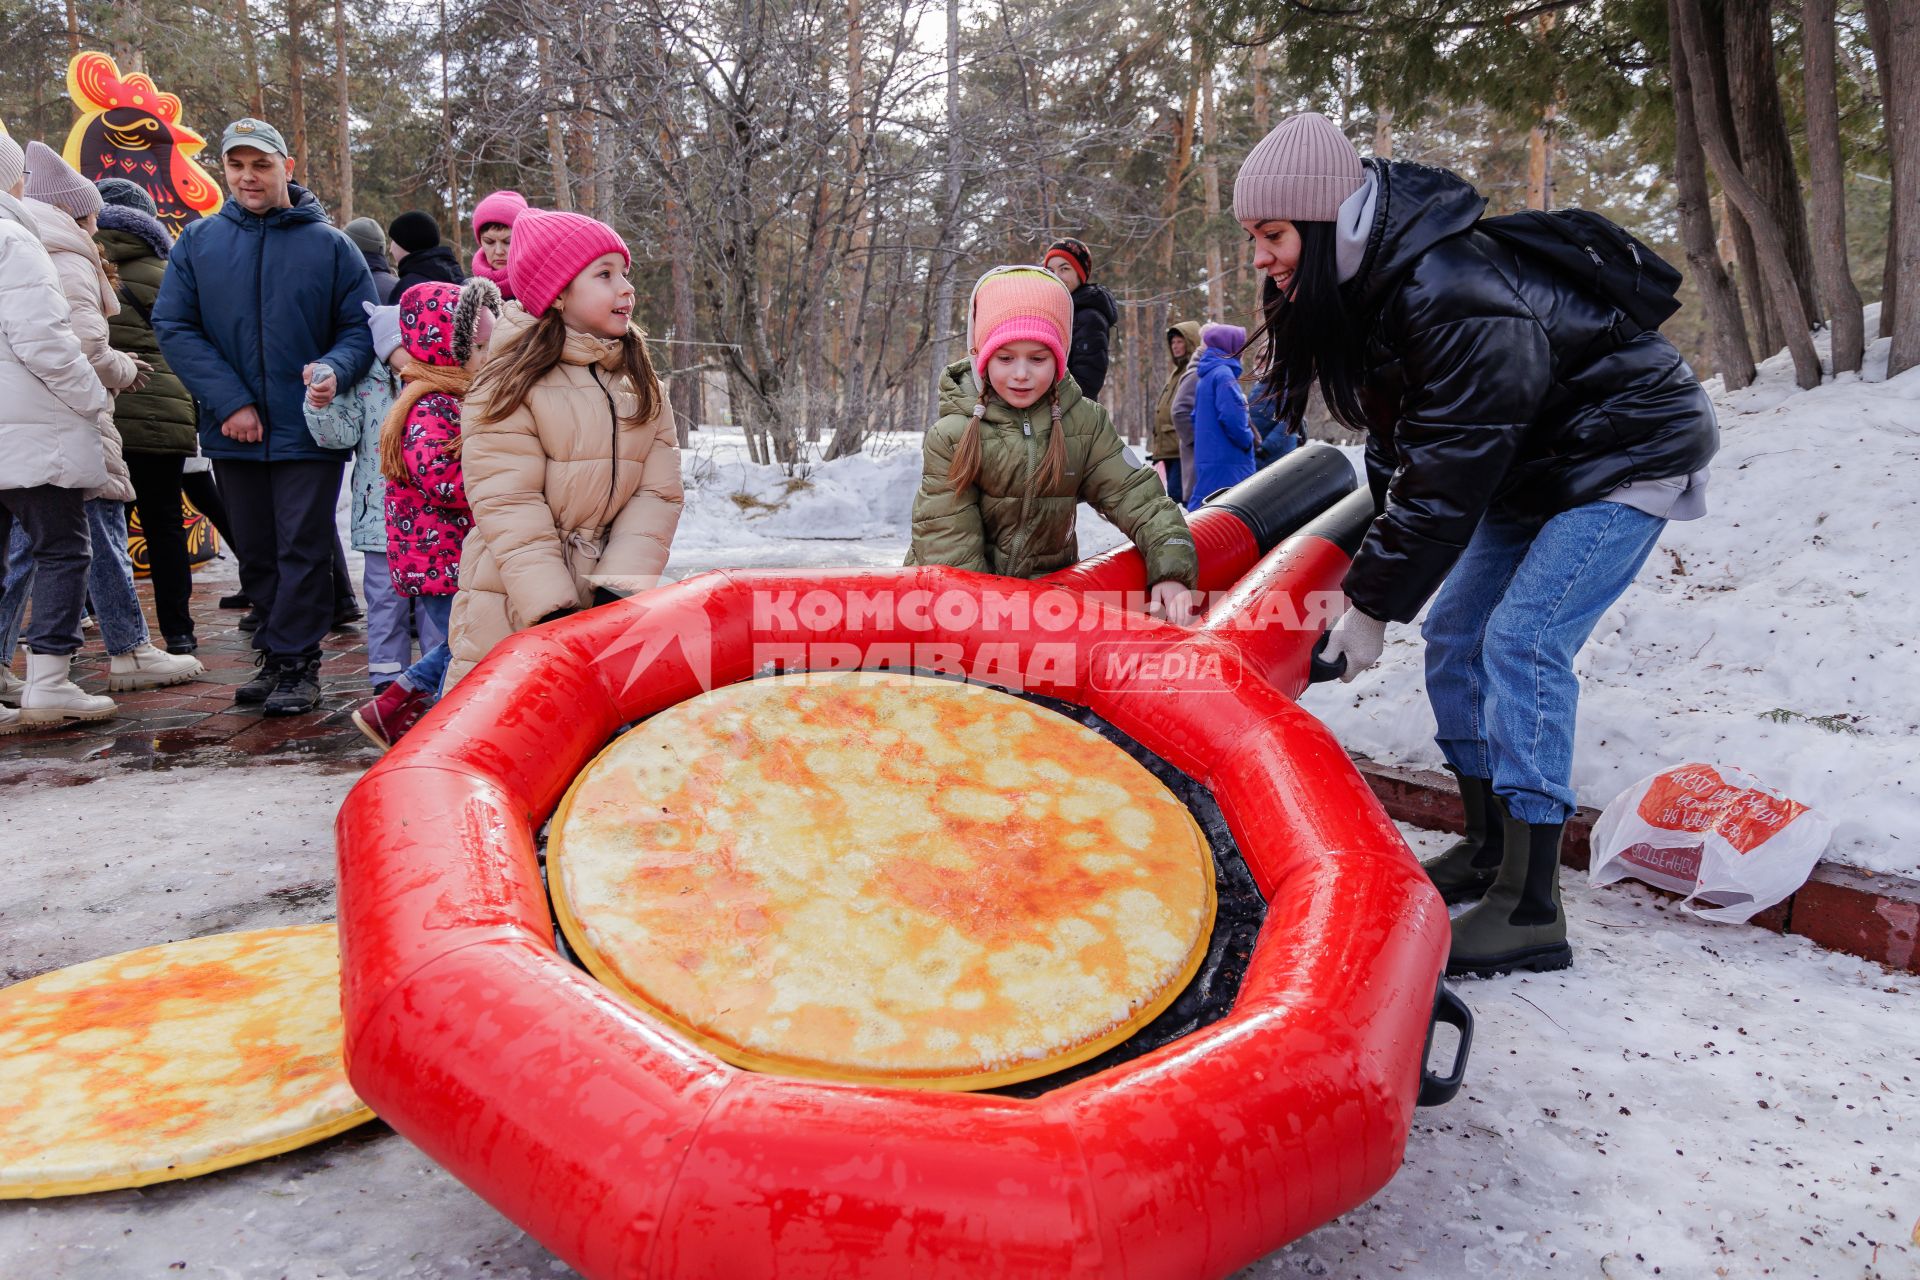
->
[397, 276, 502, 368]
[96, 202, 173, 261]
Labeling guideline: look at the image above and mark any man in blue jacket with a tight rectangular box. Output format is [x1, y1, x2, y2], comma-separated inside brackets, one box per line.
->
[154, 118, 375, 716]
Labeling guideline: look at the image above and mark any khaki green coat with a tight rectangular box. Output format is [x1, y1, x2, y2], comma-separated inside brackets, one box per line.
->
[906, 360, 1198, 588]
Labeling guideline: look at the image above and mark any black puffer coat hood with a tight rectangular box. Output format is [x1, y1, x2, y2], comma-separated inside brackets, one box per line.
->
[1066, 281, 1118, 401]
[1340, 159, 1718, 623]
[392, 243, 468, 301]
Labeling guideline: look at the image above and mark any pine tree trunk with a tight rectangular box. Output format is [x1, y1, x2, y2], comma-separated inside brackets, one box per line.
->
[1160, 28, 1198, 278]
[1527, 13, 1557, 210]
[333, 0, 354, 224]
[1527, 120, 1550, 210]
[838, 0, 871, 451]
[64, 0, 77, 57]
[1373, 103, 1393, 160]
[439, 0, 458, 244]
[1864, 0, 1901, 342]
[238, 0, 265, 118]
[1699, 1, 1772, 354]
[1674, 0, 1822, 387]
[662, 144, 700, 443]
[926, 0, 961, 400]
[1878, 0, 1920, 373]
[113, 2, 143, 71]
[1723, 0, 1823, 328]
[1200, 51, 1224, 323]
[1802, 0, 1864, 372]
[538, 31, 572, 211]
[1672, 6, 1757, 388]
[1252, 44, 1271, 136]
[289, 0, 307, 166]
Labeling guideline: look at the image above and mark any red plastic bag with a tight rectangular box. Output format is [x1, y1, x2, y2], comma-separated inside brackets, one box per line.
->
[1589, 763, 1833, 923]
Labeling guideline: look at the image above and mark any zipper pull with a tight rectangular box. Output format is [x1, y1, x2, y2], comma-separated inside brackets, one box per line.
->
[1022, 415, 1032, 437]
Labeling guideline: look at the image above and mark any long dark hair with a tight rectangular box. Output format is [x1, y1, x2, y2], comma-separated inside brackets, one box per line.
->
[1255, 220, 1367, 431]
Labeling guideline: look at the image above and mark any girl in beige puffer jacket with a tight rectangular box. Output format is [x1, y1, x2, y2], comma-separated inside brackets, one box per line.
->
[445, 210, 681, 688]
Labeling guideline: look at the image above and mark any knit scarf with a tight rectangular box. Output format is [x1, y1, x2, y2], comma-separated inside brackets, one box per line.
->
[378, 359, 475, 483]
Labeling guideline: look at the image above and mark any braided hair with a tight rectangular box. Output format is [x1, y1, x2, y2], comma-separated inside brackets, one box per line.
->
[947, 380, 1067, 494]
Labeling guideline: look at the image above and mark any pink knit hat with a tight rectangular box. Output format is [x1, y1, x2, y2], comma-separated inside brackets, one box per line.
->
[24, 140, 102, 219]
[469, 190, 525, 299]
[967, 266, 1074, 383]
[1232, 112, 1364, 224]
[471, 189, 528, 236]
[507, 209, 630, 318]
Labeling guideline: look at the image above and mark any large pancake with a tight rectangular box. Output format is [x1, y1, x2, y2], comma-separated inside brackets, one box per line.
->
[549, 672, 1215, 1089]
[0, 925, 374, 1198]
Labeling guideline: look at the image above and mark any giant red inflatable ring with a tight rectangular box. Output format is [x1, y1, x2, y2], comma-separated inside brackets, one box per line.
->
[335, 452, 1457, 1279]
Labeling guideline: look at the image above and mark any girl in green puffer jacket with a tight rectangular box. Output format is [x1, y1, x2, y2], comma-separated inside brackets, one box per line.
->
[906, 267, 1199, 622]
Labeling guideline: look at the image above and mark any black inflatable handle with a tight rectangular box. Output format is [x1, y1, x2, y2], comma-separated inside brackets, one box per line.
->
[1202, 443, 1358, 553]
[1308, 632, 1347, 684]
[1417, 982, 1474, 1107]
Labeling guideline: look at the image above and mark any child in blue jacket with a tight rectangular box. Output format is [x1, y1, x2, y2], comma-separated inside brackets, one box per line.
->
[1186, 323, 1255, 510]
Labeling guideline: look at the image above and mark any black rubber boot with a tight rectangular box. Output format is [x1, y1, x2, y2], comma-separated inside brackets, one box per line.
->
[1420, 767, 1506, 905]
[234, 652, 279, 706]
[1446, 796, 1573, 978]
[264, 657, 324, 717]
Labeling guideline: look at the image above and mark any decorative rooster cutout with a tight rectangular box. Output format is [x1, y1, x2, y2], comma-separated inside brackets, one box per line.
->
[62, 52, 221, 237]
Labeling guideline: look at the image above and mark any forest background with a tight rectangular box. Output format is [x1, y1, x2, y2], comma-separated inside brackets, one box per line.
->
[0, 0, 1913, 465]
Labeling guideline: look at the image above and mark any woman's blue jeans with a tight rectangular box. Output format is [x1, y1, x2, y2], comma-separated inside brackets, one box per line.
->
[1421, 500, 1667, 826]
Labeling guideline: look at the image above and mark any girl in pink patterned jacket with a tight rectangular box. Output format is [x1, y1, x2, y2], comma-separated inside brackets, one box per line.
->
[380, 279, 499, 604]
[352, 278, 499, 750]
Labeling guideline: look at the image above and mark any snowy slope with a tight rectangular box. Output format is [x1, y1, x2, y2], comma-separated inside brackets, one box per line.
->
[1311, 311, 1920, 878]
[663, 425, 1131, 577]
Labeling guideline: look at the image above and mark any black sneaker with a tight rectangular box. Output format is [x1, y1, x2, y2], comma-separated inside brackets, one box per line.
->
[234, 652, 278, 705]
[263, 657, 323, 717]
[165, 634, 198, 656]
[219, 592, 252, 610]
[238, 606, 266, 633]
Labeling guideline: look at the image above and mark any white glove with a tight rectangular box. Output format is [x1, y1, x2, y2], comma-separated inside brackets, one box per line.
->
[1323, 606, 1387, 683]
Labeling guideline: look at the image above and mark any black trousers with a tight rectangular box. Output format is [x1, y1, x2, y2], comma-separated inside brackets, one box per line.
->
[213, 458, 344, 662]
[332, 525, 355, 608]
[185, 465, 352, 611]
[126, 452, 195, 641]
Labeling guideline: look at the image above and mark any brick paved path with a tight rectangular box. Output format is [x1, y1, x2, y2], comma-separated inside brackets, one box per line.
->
[0, 565, 381, 781]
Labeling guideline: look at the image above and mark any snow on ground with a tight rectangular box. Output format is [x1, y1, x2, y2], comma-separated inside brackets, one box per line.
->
[3, 809, 1914, 1279]
[1313, 311, 1920, 878]
[0, 767, 357, 983]
[661, 424, 1131, 577]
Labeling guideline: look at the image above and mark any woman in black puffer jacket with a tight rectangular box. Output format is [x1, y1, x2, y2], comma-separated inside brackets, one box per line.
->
[1234, 113, 1718, 978]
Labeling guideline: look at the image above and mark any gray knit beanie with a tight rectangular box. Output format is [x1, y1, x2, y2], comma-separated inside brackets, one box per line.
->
[344, 216, 386, 258]
[96, 176, 158, 216]
[25, 140, 102, 219]
[1232, 112, 1364, 224]
[0, 133, 24, 194]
